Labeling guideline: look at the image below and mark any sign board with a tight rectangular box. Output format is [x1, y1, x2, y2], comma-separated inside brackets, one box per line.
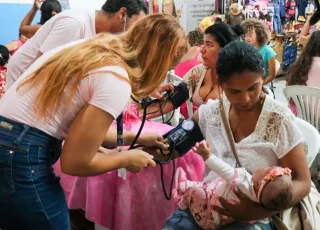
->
[186, 0, 215, 32]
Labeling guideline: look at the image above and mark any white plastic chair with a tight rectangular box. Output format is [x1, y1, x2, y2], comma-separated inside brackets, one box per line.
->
[95, 223, 109, 230]
[295, 117, 320, 168]
[264, 86, 274, 99]
[283, 85, 320, 130]
[269, 59, 280, 99]
[186, 99, 193, 118]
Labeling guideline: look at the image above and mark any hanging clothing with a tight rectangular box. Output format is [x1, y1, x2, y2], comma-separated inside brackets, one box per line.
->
[296, 0, 308, 17]
[270, 1, 282, 34]
[286, 0, 296, 21]
[280, 0, 286, 18]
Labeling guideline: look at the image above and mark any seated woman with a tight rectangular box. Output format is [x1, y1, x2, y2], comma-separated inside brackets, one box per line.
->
[19, 0, 61, 38]
[174, 30, 203, 118]
[174, 30, 203, 78]
[287, 30, 320, 116]
[53, 99, 205, 230]
[162, 41, 312, 230]
[5, 34, 28, 56]
[242, 19, 276, 88]
[147, 23, 243, 119]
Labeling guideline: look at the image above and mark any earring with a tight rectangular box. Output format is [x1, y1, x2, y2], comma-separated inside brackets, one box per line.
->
[260, 90, 265, 105]
[123, 15, 127, 32]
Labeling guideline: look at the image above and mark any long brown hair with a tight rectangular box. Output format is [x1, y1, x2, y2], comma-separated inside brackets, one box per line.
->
[287, 31, 320, 86]
[19, 14, 186, 118]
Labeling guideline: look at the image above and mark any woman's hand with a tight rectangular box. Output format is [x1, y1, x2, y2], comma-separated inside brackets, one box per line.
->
[192, 141, 212, 160]
[138, 132, 168, 149]
[212, 187, 275, 221]
[124, 149, 156, 173]
[151, 83, 174, 99]
[33, 0, 44, 10]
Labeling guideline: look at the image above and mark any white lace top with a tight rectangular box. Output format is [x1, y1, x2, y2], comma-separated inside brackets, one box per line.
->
[198, 94, 304, 182]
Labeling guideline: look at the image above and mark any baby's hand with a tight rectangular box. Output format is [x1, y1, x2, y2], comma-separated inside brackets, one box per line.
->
[192, 141, 212, 161]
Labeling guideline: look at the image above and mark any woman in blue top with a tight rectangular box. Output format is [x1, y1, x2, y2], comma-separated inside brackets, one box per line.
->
[242, 19, 276, 86]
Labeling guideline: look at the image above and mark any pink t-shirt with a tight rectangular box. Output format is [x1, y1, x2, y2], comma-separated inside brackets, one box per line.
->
[0, 40, 131, 140]
[174, 50, 201, 78]
[289, 57, 320, 116]
[6, 9, 96, 90]
[306, 57, 320, 87]
[9, 39, 24, 56]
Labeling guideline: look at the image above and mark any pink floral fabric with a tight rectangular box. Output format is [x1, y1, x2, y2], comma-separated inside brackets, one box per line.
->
[174, 169, 248, 229]
[0, 66, 7, 98]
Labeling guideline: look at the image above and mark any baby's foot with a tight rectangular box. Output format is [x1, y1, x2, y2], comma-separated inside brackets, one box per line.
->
[175, 167, 203, 194]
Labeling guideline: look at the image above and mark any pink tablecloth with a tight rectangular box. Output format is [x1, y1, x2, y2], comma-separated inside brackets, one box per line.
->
[53, 120, 204, 230]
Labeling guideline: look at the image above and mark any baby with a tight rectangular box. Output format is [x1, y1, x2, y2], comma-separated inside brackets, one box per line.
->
[173, 141, 293, 230]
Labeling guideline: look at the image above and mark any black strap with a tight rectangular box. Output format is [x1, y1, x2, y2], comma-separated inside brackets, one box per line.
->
[116, 113, 124, 148]
[219, 100, 242, 167]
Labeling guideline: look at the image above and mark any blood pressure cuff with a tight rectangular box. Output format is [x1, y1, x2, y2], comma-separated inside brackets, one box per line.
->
[163, 118, 204, 156]
[169, 82, 189, 109]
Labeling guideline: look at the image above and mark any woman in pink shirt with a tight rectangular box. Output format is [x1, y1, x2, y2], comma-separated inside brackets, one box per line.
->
[5, 34, 28, 56]
[0, 14, 187, 230]
[175, 30, 203, 78]
[287, 30, 320, 115]
[175, 30, 203, 118]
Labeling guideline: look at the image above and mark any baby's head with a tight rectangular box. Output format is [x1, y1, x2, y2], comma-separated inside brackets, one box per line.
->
[252, 167, 293, 211]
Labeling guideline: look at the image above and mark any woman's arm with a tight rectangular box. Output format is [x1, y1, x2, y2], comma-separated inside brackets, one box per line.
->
[280, 143, 311, 204]
[20, 25, 41, 39]
[102, 127, 166, 149]
[264, 57, 276, 84]
[198, 23, 205, 33]
[19, 0, 42, 38]
[299, 17, 311, 46]
[60, 104, 156, 176]
[145, 100, 175, 119]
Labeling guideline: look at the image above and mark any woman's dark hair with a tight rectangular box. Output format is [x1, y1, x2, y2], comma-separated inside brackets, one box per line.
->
[216, 41, 264, 84]
[287, 31, 320, 86]
[310, 0, 320, 26]
[204, 23, 243, 48]
[162, 0, 177, 18]
[102, 0, 148, 17]
[0, 45, 9, 66]
[40, 0, 62, 25]
[214, 17, 223, 24]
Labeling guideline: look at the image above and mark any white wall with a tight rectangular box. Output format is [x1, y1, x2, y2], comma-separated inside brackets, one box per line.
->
[69, 0, 105, 10]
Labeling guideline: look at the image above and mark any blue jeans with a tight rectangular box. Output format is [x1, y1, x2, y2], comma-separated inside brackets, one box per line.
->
[162, 209, 274, 230]
[271, 3, 281, 34]
[0, 116, 70, 230]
